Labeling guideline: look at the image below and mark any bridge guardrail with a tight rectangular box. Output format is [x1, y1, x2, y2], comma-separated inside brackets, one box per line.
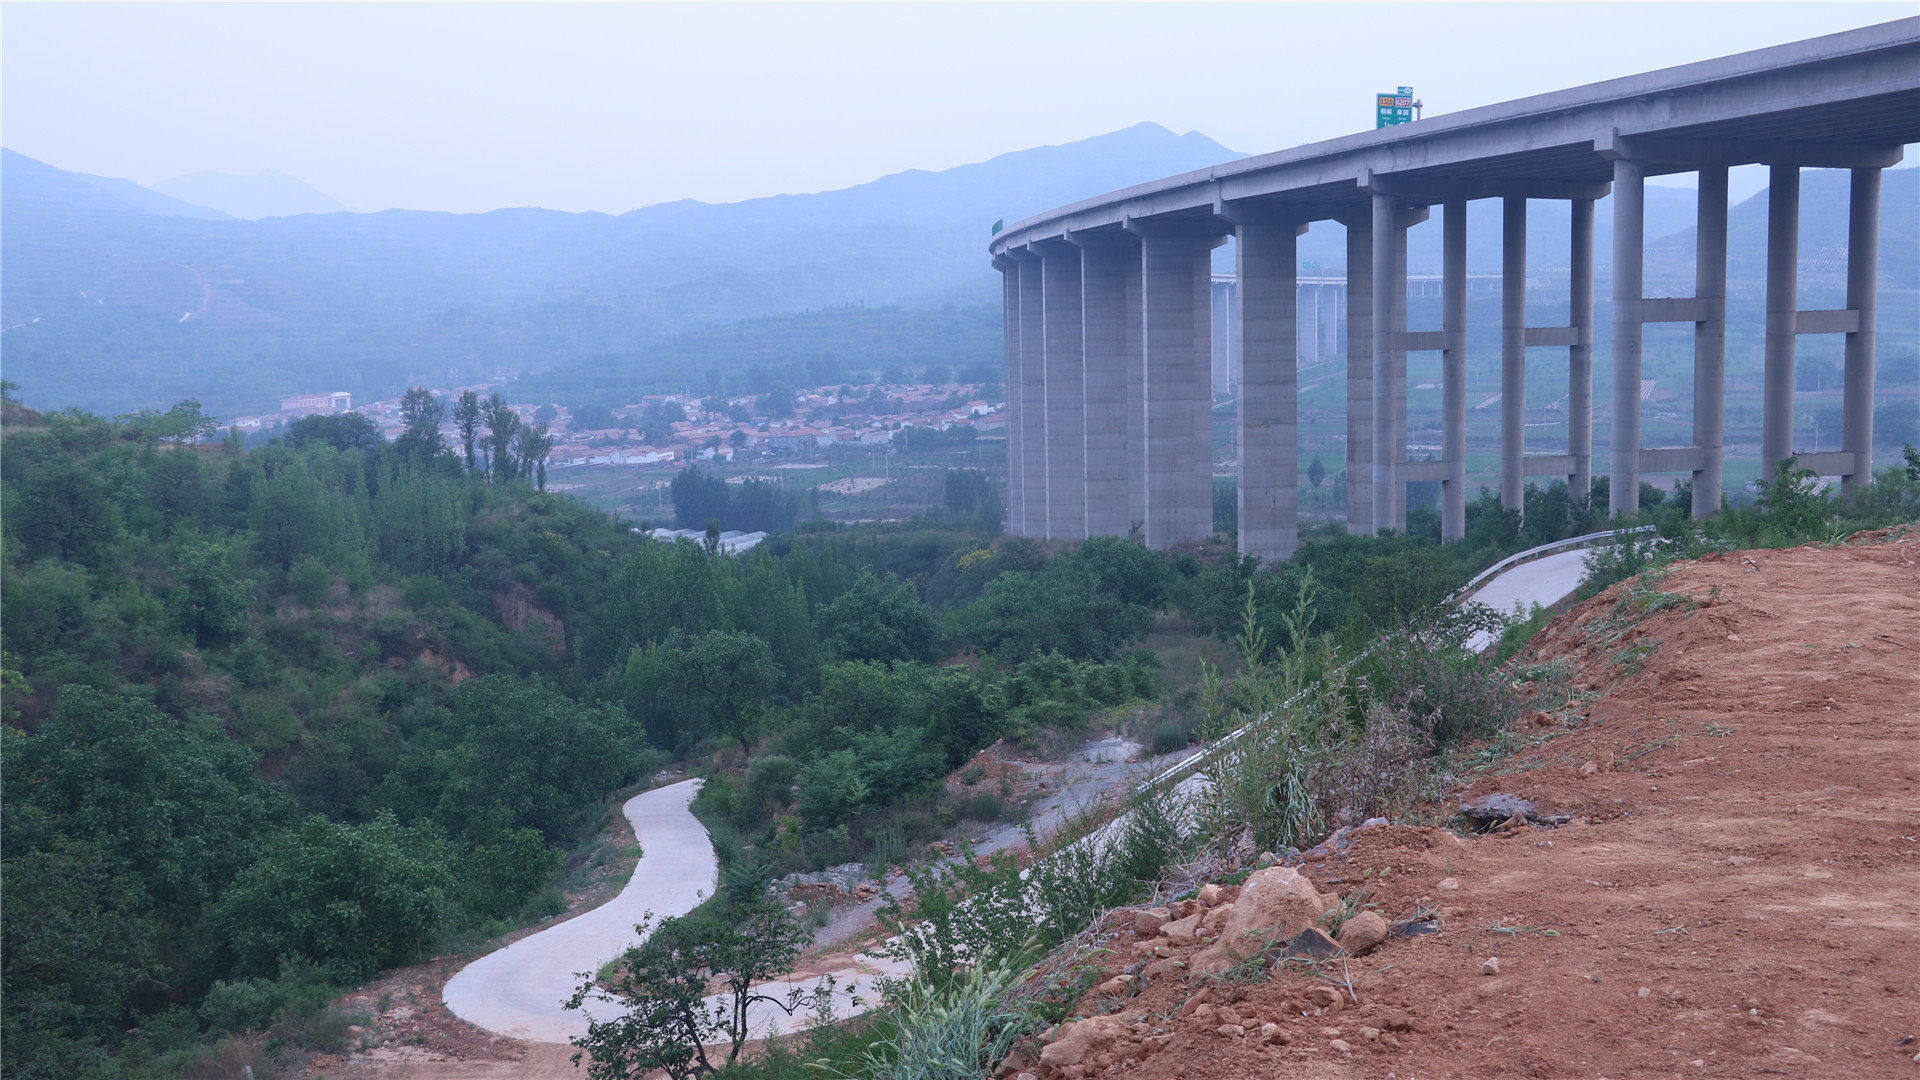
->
[1445, 525, 1654, 607]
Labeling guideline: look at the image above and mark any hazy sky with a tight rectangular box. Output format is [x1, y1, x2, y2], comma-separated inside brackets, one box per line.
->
[3, 3, 1909, 215]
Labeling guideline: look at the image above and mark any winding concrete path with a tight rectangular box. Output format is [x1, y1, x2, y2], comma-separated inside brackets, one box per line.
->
[443, 779, 717, 1043]
[1463, 547, 1592, 651]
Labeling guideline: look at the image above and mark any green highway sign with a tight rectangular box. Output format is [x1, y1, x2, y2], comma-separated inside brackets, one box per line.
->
[1376, 85, 1416, 128]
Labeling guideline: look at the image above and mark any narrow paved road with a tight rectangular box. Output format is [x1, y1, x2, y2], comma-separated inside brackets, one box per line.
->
[443, 778, 716, 1043]
[1463, 547, 1592, 651]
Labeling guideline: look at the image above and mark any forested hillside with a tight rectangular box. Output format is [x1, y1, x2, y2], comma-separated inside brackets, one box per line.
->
[0, 376, 1566, 1076]
[0, 388, 1190, 1077]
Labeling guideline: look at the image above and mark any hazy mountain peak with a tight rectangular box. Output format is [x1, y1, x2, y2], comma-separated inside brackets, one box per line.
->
[151, 167, 349, 219]
[1, 148, 232, 220]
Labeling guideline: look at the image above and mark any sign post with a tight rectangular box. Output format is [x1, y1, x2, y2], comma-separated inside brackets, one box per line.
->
[1376, 86, 1417, 129]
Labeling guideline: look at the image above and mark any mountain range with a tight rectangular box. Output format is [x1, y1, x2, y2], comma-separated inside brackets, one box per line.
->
[0, 125, 1243, 416]
[1, 132, 1912, 420]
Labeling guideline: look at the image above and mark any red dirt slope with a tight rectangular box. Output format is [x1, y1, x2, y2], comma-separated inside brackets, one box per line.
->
[1033, 531, 1920, 1079]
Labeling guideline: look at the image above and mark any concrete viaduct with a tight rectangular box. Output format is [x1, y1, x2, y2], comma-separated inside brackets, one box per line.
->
[989, 19, 1919, 563]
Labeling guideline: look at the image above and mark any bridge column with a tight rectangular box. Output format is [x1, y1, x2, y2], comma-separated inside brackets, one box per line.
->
[1842, 167, 1880, 489]
[1392, 220, 1412, 531]
[1370, 194, 1398, 534]
[1609, 158, 1645, 516]
[1344, 211, 1375, 535]
[1015, 248, 1048, 535]
[1570, 198, 1595, 506]
[1076, 234, 1135, 537]
[996, 256, 1023, 534]
[1442, 199, 1468, 542]
[1039, 242, 1086, 540]
[1233, 215, 1302, 564]
[1693, 168, 1728, 518]
[1132, 221, 1218, 548]
[1761, 165, 1799, 481]
[1501, 196, 1527, 514]
[1125, 250, 1146, 532]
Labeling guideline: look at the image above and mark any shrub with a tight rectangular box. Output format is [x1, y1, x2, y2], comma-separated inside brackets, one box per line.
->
[401, 574, 452, 609]
[287, 557, 333, 607]
[965, 792, 1003, 822]
[199, 978, 281, 1035]
[797, 750, 869, 827]
[1347, 603, 1518, 749]
[744, 754, 802, 815]
[824, 962, 1028, 1080]
[1150, 721, 1186, 757]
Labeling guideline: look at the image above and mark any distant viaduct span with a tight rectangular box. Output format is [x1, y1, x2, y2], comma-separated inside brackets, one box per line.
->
[989, 19, 1919, 562]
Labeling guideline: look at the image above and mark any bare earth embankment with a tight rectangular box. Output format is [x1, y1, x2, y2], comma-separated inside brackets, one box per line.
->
[1025, 531, 1919, 1080]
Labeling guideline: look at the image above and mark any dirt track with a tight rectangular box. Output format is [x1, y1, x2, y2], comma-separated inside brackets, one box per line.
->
[1061, 532, 1920, 1079]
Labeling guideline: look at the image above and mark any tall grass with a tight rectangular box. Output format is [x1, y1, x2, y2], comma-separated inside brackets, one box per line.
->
[819, 963, 1028, 1080]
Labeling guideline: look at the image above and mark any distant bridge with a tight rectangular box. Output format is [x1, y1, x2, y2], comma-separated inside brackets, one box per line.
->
[990, 19, 1919, 562]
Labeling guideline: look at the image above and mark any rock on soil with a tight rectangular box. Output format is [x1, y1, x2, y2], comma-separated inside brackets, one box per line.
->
[1191, 866, 1331, 976]
[1336, 909, 1389, 955]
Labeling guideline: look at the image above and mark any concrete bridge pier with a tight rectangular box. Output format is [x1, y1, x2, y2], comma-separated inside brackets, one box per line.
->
[1039, 241, 1086, 540]
[1227, 209, 1306, 563]
[1343, 210, 1376, 536]
[1501, 196, 1528, 514]
[1761, 162, 1883, 487]
[987, 22, 1913, 552]
[1369, 197, 1425, 535]
[1762, 165, 1800, 483]
[1610, 158, 1647, 517]
[1391, 215, 1414, 532]
[1441, 199, 1469, 542]
[1570, 198, 1596, 510]
[1692, 168, 1729, 519]
[1130, 220, 1221, 548]
[1015, 248, 1048, 535]
[1075, 233, 1135, 538]
[1842, 167, 1881, 490]
[995, 255, 1024, 534]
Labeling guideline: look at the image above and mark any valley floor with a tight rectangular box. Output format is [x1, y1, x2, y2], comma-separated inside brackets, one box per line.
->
[317, 529, 1920, 1079]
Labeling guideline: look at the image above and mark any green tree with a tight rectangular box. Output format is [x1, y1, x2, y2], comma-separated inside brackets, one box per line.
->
[209, 812, 455, 981]
[11, 457, 117, 566]
[954, 540, 1163, 663]
[381, 674, 643, 845]
[566, 898, 812, 1080]
[284, 412, 383, 452]
[663, 631, 775, 753]
[396, 387, 446, 462]
[1, 836, 165, 1079]
[759, 386, 796, 418]
[248, 457, 335, 570]
[1, 687, 289, 929]
[116, 398, 220, 445]
[145, 447, 211, 531]
[814, 571, 938, 664]
[166, 540, 254, 647]
[452, 389, 484, 473]
[1756, 455, 1831, 536]
[516, 422, 556, 490]
[1307, 455, 1326, 489]
[486, 393, 522, 483]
